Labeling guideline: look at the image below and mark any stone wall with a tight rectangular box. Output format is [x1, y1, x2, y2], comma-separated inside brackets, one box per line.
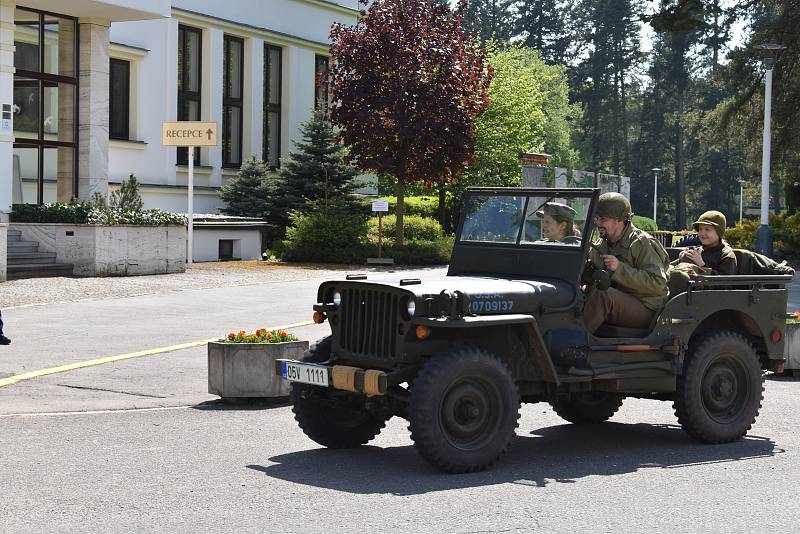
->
[10, 223, 186, 276]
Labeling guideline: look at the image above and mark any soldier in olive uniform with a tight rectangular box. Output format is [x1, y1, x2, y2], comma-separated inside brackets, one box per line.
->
[671, 210, 737, 275]
[535, 202, 581, 244]
[583, 192, 670, 334]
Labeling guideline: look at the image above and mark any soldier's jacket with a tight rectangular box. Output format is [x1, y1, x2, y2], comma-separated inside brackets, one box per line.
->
[670, 241, 737, 275]
[587, 223, 670, 310]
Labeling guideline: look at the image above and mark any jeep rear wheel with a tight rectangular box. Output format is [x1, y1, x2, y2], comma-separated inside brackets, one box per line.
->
[291, 337, 388, 449]
[550, 392, 624, 424]
[674, 331, 763, 443]
[408, 348, 520, 473]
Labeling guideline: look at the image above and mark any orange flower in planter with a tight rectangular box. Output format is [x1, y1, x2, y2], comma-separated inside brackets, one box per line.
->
[266, 332, 274, 340]
[227, 332, 236, 341]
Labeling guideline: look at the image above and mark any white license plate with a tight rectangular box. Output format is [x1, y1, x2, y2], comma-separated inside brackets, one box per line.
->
[281, 361, 329, 387]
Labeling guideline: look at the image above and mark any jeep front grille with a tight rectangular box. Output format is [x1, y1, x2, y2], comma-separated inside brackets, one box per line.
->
[339, 288, 399, 359]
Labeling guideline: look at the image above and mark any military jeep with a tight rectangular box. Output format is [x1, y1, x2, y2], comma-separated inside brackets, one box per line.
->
[277, 187, 792, 473]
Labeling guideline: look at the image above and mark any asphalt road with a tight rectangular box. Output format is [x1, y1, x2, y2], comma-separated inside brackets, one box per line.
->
[1, 268, 799, 533]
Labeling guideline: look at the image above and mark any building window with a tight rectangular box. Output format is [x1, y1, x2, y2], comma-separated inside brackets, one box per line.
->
[315, 55, 329, 110]
[177, 24, 202, 165]
[222, 35, 244, 168]
[109, 58, 130, 140]
[263, 45, 282, 169]
[13, 7, 78, 205]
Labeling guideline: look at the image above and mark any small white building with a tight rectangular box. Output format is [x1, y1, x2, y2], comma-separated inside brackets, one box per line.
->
[0, 0, 358, 279]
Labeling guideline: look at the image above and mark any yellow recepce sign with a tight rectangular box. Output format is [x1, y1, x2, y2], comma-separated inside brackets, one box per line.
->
[161, 121, 218, 147]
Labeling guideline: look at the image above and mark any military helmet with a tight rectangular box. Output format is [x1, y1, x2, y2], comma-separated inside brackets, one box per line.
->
[692, 210, 726, 238]
[536, 202, 576, 224]
[595, 192, 632, 221]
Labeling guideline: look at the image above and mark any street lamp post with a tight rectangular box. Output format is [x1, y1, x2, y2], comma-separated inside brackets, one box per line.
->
[651, 168, 661, 224]
[738, 180, 747, 223]
[754, 43, 786, 257]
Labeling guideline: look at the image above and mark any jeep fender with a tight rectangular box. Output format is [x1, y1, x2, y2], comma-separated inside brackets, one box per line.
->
[415, 315, 559, 385]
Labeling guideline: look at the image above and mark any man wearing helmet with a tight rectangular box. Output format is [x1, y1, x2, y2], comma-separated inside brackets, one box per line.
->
[583, 192, 670, 334]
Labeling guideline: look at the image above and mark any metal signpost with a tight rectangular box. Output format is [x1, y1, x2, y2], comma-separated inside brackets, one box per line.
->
[367, 199, 392, 265]
[161, 121, 218, 268]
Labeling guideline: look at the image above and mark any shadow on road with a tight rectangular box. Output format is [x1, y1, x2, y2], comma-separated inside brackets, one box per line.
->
[191, 398, 290, 411]
[248, 422, 780, 495]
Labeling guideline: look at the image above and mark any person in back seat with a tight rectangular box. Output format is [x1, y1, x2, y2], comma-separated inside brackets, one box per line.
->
[671, 210, 736, 275]
[583, 193, 670, 334]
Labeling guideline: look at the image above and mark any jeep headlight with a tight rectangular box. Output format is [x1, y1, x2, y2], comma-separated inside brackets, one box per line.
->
[404, 297, 416, 319]
[332, 291, 342, 307]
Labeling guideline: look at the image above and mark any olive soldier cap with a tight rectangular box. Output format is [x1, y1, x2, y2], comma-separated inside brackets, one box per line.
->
[536, 202, 576, 224]
[693, 210, 726, 238]
[595, 192, 632, 221]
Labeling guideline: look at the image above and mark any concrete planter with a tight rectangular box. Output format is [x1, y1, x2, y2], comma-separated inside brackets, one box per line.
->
[10, 222, 186, 276]
[785, 323, 800, 373]
[207, 340, 309, 400]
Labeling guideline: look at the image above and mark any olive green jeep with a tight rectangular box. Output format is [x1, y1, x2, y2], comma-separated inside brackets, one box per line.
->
[277, 187, 792, 473]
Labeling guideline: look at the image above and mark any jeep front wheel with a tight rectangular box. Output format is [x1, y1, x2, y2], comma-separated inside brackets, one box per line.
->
[408, 348, 520, 473]
[673, 331, 763, 443]
[291, 337, 388, 448]
[550, 392, 624, 424]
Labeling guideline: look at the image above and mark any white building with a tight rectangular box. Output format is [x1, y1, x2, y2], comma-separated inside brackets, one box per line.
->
[0, 0, 358, 280]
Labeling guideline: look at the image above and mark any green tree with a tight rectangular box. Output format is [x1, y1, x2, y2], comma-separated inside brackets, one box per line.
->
[110, 174, 144, 212]
[462, 0, 516, 42]
[274, 108, 359, 227]
[220, 155, 277, 219]
[329, 0, 492, 246]
[515, 0, 575, 64]
[465, 44, 546, 188]
[572, 0, 642, 176]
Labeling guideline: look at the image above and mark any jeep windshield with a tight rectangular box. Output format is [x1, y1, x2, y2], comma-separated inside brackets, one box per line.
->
[449, 188, 599, 282]
[459, 190, 594, 247]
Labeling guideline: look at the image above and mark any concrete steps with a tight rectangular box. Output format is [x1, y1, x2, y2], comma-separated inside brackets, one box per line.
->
[6, 228, 74, 280]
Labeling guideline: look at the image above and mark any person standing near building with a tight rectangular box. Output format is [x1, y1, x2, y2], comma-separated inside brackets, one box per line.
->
[0, 311, 10, 345]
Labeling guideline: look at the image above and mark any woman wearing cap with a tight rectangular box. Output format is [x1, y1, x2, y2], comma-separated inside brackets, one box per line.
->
[672, 210, 737, 275]
[536, 202, 580, 245]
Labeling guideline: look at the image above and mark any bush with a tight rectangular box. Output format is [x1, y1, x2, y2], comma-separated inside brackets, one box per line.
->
[10, 202, 186, 226]
[632, 215, 657, 231]
[724, 213, 800, 259]
[368, 214, 442, 242]
[365, 195, 453, 219]
[10, 202, 91, 224]
[281, 204, 370, 263]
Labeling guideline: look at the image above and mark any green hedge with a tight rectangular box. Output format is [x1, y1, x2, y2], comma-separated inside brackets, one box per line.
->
[281, 208, 370, 263]
[380, 237, 453, 265]
[368, 214, 443, 242]
[632, 215, 657, 231]
[281, 206, 453, 265]
[365, 195, 452, 219]
[11, 203, 187, 226]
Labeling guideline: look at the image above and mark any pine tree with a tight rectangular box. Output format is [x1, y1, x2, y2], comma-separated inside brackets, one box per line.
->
[274, 108, 359, 225]
[462, 0, 516, 43]
[515, 0, 573, 64]
[220, 155, 276, 219]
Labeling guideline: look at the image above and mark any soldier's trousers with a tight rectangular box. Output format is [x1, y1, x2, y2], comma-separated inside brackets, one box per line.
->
[583, 287, 655, 334]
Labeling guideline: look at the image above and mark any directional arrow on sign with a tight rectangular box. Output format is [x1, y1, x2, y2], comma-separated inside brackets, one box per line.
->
[206, 128, 213, 140]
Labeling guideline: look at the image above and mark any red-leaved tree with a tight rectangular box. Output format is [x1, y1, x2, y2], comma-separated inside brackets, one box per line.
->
[330, 0, 492, 246]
